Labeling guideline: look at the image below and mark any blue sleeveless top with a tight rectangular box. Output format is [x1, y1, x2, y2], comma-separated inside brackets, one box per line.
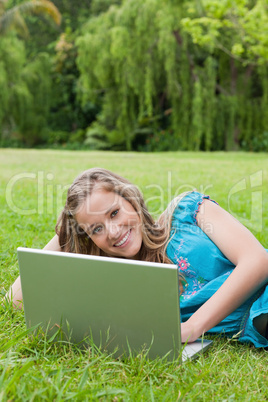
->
[166, 191, 268, 348]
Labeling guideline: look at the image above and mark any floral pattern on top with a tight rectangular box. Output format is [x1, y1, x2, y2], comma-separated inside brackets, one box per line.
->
[171, 238, 207, 300]
[177, 256, 206, 300]
[177, 256, 189, 271]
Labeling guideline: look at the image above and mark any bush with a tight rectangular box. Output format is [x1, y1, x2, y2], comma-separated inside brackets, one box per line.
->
[137, 129, 183, 152]
[241, 132, 268, 152]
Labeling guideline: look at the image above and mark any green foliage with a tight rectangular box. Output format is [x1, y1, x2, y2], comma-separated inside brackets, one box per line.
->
[46, 129, 70, 145]
[49, 32, 98, 135]
[90, 0, 122, 16]
[20, 52, 52, 144]
[0, 0, 62, 146]
[76, 0, 171, 150]
[0, 35, 28, 139]
[242, 131, 268, 152]
[191, 79, 203, 151]
[85, 122, 112, 150]
[141, 129, 183, 152]
[0, 0, 61, 37]
[202, 56, 216, 150]
[182, 0, 268, 65]
[75, 0, 268, 151]
[1, 0, 268, 151]
[0, 35, 52, 145]
[0, 61, 9, 126]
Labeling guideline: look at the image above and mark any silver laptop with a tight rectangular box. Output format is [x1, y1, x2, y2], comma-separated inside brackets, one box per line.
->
[17, 247, 212, 361]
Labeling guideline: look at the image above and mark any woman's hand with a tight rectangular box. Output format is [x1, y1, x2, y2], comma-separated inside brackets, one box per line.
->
[181, 321, 202, 343]
[5, 275, 23, 309]
[6, 234, 62, 308]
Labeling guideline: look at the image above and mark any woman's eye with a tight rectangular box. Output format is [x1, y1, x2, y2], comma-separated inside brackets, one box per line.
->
[111, 209, 119, 218]
[93, 226, 102, 234]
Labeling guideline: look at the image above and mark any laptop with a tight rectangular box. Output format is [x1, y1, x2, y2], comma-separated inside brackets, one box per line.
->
[17, 247, 212, 361]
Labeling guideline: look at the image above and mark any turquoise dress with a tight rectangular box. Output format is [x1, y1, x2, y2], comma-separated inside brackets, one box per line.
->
[166, 191, 268, 348]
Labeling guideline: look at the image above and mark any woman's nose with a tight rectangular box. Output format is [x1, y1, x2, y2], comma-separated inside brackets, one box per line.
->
[107, 222, 120, 239]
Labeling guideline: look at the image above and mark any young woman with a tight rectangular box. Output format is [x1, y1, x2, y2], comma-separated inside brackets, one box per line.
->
[9, 168, 268, 346]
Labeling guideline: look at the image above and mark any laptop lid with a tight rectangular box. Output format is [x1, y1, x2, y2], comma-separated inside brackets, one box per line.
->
[17, 247, 211, 361]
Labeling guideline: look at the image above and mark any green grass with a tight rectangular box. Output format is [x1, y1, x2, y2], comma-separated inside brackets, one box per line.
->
[0, 149, 268, 401]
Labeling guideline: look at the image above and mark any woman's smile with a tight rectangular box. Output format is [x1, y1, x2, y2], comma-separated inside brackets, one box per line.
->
[114, 229, 131, 247]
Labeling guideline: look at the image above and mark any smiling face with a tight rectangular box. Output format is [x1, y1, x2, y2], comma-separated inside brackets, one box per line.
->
[75, 189, 143, 259]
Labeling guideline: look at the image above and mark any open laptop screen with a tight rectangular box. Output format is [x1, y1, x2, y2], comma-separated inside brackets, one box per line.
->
[18, 247, 181, 360]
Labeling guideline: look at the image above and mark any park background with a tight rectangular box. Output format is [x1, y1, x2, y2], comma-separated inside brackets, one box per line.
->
[0, 0, 268, 152]
[1, 0, 268, 400]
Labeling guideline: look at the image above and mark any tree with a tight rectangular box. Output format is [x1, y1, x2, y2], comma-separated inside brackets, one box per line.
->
[0, 0, 61, 145]
[76, 0, 268, 151]
[0, 0, 61, 37]
[0, 34, 52, 146]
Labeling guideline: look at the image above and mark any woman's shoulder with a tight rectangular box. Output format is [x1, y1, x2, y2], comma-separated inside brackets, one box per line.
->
[158, 191, 218, 231]
[171, 191, 218, 226]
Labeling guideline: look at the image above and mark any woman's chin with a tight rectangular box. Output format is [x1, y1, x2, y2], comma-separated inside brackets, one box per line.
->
[125, 245, 142, 260]
[113, 245, 141, 260]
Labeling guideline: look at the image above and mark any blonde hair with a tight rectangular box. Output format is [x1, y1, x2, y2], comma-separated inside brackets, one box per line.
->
[56, 168, 174, 264]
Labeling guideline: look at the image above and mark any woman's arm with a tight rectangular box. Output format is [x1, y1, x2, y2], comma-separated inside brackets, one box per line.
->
[181, 199, 268, 343]
[43, 234, 62, 252]
[6, 234, 61, 308]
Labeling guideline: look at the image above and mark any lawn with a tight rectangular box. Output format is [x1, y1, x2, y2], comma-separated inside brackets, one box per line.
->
[0, 149, 268, 400]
